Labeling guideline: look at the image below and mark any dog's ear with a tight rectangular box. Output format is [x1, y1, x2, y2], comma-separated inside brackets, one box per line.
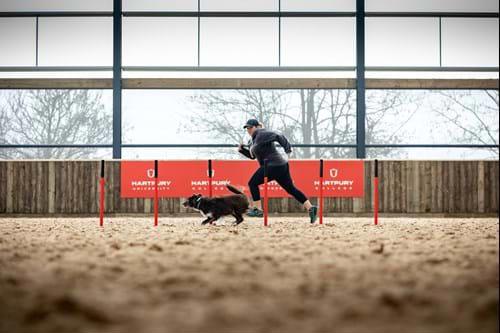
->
[196, 193, 202, 197]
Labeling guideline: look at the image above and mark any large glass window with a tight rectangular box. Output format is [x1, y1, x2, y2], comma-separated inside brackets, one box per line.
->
[0, 0, 112, 11]
[0, 90, 112, 159]
[123, 18, 198, 66]
[123, 0, 197, 11]
[122, 147, 357, 159]
[367, 148, 496, 159]
[38, 18, 113, 66]
[441, 18, 499, 67]
[200, 18, 279, 66]
[366, 18, 440, 67]
[366, 90, 499, 158]
[122, 89, 356, 158]
[366, 0, 499, 12]
[281, 18, 356, 66]
[201, 0, 278, 11]
[0, 18, 37, 66]
[0, 148, 111, 159]
[282, 0, 355, 12]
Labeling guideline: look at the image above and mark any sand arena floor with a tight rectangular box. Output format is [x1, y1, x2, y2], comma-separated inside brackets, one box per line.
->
[0, 216, 498, 333]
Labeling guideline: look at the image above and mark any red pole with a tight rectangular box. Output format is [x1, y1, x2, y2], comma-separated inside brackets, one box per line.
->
[374, 159, 379, 225]
[319, 159, 324, 225]
[208, 159, 213, 197]
[154, 160, 159, 227]
[99, 160, 105, 227]
[263, 159, 269, 227]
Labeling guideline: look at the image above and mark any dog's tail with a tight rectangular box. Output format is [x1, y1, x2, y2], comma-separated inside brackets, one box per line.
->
[226, 184, 245, 195]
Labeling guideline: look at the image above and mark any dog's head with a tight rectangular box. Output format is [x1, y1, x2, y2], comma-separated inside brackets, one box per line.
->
[183, 194, 203, 208]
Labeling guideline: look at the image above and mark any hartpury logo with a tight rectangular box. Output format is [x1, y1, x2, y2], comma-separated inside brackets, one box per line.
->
[147, 169, 155, 178]
[329, 168, 338, 178]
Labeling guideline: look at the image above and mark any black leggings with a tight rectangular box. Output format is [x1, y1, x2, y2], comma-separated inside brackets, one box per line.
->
[248, 163, 308, 204]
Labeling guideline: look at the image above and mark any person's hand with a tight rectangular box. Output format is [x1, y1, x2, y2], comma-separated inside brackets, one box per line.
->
[238, 144, 244, 152]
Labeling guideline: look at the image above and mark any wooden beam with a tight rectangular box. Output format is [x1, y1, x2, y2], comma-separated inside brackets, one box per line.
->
[0, 78, 497, 90]
[0, 79, 112, 89]
[122, 78, 356, 89]
[365, 79, 499, 90]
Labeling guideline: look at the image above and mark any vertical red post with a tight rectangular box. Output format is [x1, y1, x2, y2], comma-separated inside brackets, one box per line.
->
[263, 159, 269, 227]
[208, 159, 213, 197]
[99, 160, 105, 227]
[319, 159, 324, 225]
[154, 160, 159, 227]
[374, 159, 379, 225]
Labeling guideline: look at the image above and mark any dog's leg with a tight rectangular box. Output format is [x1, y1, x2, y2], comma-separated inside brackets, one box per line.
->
[201, 217, 214, 225]
[232, 213, 244, 224]
[209, 215, 221, 225]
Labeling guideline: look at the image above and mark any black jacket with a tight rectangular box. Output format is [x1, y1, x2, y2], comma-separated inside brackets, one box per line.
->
[239, 129, 292, 166]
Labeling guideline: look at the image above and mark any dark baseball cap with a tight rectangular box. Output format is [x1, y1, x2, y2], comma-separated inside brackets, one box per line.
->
[243, 119, 260, 129]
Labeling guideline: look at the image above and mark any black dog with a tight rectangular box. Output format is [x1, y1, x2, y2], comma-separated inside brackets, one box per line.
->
[183, 185, 249, 225]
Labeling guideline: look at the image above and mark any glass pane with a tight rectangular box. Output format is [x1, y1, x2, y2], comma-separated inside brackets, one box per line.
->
[282, 0, 355, 12]
[123, 18, 198, 66]
[38, 18, 113, 66]
[122, 147, 356, 159]
[200, 18, 279, 66]
[366, 90, 499, 145]
[123, 147, 241, 159]
[121, 70, 356, 79]
[0, 0, 112, 11]
[0, 148, 111, 159]
[367, 148, 498, 160]
[366, 0, 499, 12]
[281, 18, 355, 66]
[122, 89, 356, 159]
[365, 71, 499, 79]
[201, 0, 278, 11]
[0, 72, 113, 79]
[442, 18, 499, 67]
[0, 90, 112, 145]
[366, 18, 440, 67]
[0, 18, 36, 66]
[123, 0, 198, 11]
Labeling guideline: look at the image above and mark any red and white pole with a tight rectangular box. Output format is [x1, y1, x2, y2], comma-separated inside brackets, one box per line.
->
[374, 159, 379, 226]
[263, 159, 269, 227]
[208, 159, 213, 197]
[99, 160, 105, 227]
[319, 159, 324, 225]
[154, 160, 159, 227]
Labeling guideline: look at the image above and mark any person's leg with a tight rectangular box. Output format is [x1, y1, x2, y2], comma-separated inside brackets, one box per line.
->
[248, 167, 265, 211]
[273, 164, 318, 222]
[273, 164, 308, 207]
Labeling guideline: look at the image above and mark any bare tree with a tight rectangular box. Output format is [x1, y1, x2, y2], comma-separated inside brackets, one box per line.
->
[0, 90, 112, 159]
[365, 90, 422, 158]
[183, 89, 419, 159]
[430, 90, 499, 157]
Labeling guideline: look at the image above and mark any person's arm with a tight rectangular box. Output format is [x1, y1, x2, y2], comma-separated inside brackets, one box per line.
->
[238, 145, 255, 159]
[275, 133, 292, 154]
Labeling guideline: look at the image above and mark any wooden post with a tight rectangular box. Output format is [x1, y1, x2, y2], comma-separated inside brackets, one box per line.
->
[319, 159, 324, 225]
[154, 160, 159, 227]
[263, 159, 269, 227]
[374, 159, 379, 225]
[99, 160, 105, 227]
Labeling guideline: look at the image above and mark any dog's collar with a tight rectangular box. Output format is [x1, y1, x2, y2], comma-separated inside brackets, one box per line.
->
[195, 196, 202, 209]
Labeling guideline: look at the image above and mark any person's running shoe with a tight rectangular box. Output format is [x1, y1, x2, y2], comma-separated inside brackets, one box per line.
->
[247, 207, 264, 217]
[309, 206, 318, 223]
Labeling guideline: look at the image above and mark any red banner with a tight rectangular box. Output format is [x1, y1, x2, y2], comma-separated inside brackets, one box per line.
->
[120, 160, 364, 198]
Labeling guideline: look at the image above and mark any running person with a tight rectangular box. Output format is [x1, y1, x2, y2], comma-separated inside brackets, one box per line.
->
[238, 119, 318, 223]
